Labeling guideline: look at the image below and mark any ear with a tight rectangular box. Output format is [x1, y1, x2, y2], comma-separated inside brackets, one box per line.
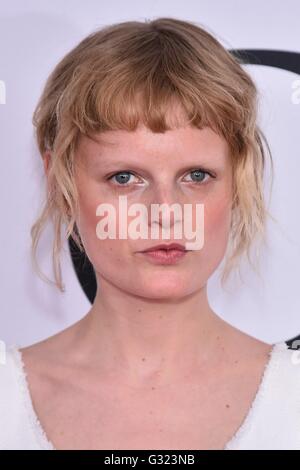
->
[43, 150, 51, 175]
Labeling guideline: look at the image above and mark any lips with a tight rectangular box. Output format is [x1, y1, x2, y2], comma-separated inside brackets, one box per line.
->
[141, 243, 187, 253]
[138, 245, 189, 265]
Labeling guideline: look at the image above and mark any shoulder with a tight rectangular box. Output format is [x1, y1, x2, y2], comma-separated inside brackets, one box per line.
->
[226, 340, 300, 450]
[257, 341, 300, 411]
[271, 341, 300, 404]
[269, 341, 300, 387]
[0, 343, 28, 448]
[0, 343, 22, 409]
[0, 342, 55, 450]
[251, 341, 300, 447]
[239, 339, 300, 414]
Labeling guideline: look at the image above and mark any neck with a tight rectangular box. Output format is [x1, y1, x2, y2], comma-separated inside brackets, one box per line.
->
[74, 276, 229, 387]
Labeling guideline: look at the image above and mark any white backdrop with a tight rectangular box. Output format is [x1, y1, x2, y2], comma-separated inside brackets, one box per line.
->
[0, 0, 299, 348]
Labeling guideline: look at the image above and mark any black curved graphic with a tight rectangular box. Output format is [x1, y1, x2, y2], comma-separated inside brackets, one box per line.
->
[231, 49, 300, 74]
[68, 49, 300, 347]
[68, 234, 97, 305]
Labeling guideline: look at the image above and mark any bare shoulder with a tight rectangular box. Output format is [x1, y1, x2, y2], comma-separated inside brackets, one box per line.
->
[214, 315, 274, 364]
[19, 316, 87, 385]
[219, 319, 300, 387]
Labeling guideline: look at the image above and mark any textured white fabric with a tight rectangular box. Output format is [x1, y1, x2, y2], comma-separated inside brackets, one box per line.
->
[0, 344, 54, 450]
[0, 340, 299, 450]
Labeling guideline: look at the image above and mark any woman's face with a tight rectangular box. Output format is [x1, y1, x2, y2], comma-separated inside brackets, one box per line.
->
[74, 120, 233, 299]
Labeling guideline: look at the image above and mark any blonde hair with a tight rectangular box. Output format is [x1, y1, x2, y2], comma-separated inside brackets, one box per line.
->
[31, 17, 274, 292]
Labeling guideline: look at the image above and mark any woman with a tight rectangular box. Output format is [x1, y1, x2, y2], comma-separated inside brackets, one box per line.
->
[1, 17, 299, 450]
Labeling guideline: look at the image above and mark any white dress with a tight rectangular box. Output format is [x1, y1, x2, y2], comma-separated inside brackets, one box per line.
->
[0, 340, 299, 450]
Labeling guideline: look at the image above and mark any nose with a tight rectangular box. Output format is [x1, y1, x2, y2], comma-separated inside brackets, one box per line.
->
[147, 181, 184, 231]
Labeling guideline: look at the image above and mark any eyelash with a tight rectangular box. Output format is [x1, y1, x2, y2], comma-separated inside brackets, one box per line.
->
[107, 169, 215, 187]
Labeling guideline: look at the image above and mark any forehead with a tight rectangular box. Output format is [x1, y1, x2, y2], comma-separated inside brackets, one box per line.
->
[77, 125, 230, 169]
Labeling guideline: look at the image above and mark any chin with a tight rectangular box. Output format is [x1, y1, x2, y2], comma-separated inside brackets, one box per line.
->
[133, 276, 197, 299]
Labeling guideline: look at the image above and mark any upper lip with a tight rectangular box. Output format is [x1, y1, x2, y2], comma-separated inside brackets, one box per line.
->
[140, 243, 187, 252]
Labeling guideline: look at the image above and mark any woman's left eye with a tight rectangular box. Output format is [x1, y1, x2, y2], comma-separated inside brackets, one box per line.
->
[183, 169, 213, 184]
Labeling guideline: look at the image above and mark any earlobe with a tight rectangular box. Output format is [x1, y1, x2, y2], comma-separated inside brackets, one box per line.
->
[43, 150, 51, 174]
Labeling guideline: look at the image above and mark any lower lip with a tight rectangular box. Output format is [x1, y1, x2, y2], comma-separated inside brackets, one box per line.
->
[138, 249, 189, 265]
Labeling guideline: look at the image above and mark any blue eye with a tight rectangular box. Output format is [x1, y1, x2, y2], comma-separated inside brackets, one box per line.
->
[184, 169, 212, 183]
[109, 171, 137, 186]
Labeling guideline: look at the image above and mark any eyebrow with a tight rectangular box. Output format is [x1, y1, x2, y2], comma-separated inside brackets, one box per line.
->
[92, 158, 221, 175]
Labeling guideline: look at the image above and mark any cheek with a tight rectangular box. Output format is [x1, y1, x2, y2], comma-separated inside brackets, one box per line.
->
[75, 171, 114, 246]
[76, 201, 125, 273]
[76, 195, 97, 243]
[203, 196, 232, 257]
[74, 184, 133, 269]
